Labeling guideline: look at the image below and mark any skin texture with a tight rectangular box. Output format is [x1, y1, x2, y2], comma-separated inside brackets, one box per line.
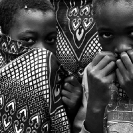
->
[61, 75, 83, 123]
[8, 8, 83, 124]
[8, 9, 57, 54]
[85, 1, 133, 132]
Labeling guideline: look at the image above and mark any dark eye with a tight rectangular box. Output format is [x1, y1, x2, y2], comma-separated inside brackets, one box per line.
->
[99, 32, 113, 39]
[21, 38, 35, 43]
[20, 37, 36, 47]
[130, 31, 133, 37]
[46, 37, 56, 44]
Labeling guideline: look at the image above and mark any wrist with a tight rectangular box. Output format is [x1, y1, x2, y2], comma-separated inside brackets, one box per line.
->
[87, 100, 106, 113]
[84, 102, 105, 133]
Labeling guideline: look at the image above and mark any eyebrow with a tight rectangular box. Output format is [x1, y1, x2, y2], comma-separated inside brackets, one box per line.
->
[97, 27, 113, 32]
[18, 30, 57, 39]
[96, 24, 110, 29]
[98, 24, 133, 31]
[124, 26, 133, 31]
[47, 31, 57, 36]
[19, 30, 37, 35]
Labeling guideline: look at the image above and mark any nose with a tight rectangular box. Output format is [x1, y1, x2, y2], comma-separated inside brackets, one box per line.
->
[33, 42, 45, 49]
[114, 38, 132, 55]
[32, 41, 56, 54]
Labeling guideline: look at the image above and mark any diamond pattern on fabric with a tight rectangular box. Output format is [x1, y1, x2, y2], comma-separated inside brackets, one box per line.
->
[56, 27, 77, 73]
[0, 47, 71, 132]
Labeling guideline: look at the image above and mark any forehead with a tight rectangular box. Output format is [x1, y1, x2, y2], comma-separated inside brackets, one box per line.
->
[95, 0, 133, 29]
[96, 0, 133, 17]
[13, 9, 56, 32]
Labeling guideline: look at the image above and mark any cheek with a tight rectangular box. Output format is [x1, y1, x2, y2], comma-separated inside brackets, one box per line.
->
[41, 44, 56, 55]
[49, 45, 56, 55]
[100, 42, 114, 52]
[8, 28, 18, 40]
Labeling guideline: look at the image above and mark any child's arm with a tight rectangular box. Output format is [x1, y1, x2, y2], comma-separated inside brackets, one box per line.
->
[81, 51, 116, 133]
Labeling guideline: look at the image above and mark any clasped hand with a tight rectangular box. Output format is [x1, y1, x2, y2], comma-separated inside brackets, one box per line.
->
[86, 50, 133, 110]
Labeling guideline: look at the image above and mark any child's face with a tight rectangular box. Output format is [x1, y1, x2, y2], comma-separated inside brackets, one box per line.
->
[8, 9, 57, 54]
[95, 0, 133, 54]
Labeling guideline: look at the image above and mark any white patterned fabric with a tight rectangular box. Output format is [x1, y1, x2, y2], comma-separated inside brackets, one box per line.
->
[51, 0, 102, 82]
[0, 34, 71, 132]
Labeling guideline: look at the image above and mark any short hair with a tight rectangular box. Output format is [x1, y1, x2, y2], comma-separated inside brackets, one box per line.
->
[0, 0, 55, 34]
[92, 0, 133, 16]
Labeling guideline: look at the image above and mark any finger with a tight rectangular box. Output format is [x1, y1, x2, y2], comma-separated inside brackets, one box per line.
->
[102, 61, 116, 76]
[105, 72, 116, 84]
[96, 55, 116, 70]
[63, 82, 73, 92]
[121, 52, 133, 72]
[116, 68, 124, 86]
[62, 96, 73, 108]
[116, 59, 128, 79]
[127, 49, 133, 62]
[61, 89, 71, 99]
[64, 76, 80, 86]
[92, 51, 115, 66]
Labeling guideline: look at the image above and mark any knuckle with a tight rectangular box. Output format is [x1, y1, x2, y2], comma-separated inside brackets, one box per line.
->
[101, 78, 109, 85]
[70, 76, 75, 81]
[89, 69, 96, 76]
[71, 96, 77, 101]
[97, 52, 102, 56]
[64, 82, 69, 88]
[124, 75, 130, 82]
[76, 89, 82, 96]
[61, 89, 65, 94]
[105, 55, 110, 60]
[130, 72, 133, 79]
[70, 100, 76, 106]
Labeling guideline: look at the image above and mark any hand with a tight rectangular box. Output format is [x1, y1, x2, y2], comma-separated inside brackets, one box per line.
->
[116, 50, 133, 100]
[86, 51, 116, 110]
[84, 51, 116, 133]
[61, 76, 83, 116]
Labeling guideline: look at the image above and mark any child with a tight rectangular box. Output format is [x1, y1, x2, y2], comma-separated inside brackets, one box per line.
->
[0, 0, 57, 54]
[80, 0, 133, 132]
[0, 0, 83, 132]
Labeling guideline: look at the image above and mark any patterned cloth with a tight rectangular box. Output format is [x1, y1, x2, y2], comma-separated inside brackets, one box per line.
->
[0, 34, 71, 132]
[51, 0, 102, 81]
